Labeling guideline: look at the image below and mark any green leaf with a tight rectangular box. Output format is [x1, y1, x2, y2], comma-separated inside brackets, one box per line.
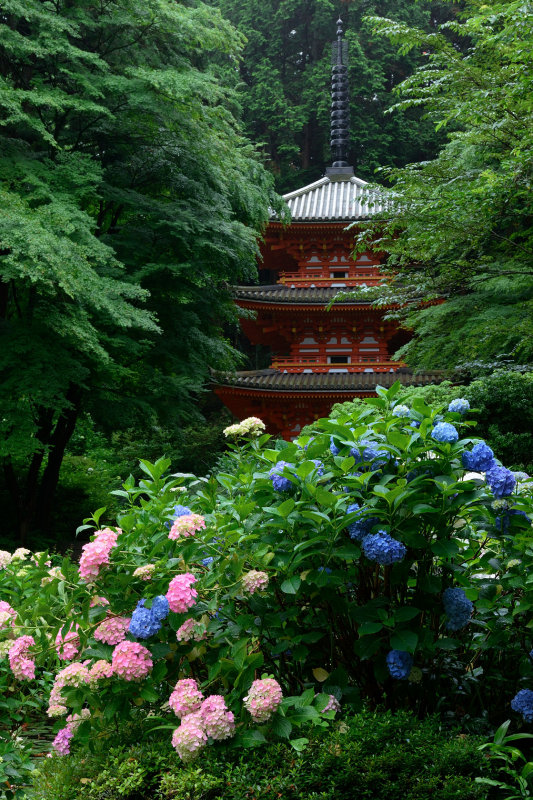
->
[281, 576, 301, 594]
[236, 730, 267, 748]
[358, 622, 383, 636]
[431, 540, 460, 558]
[393, 607, 421, 623]
[271, 716, 292, 739]
[390, 630, 418, 653]
[277, 498, 296, 517]
[413, 504, 439, 514]
[289, 738, 309, 752]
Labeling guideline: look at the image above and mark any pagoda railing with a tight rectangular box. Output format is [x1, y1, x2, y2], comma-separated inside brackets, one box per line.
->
[270, 356, 404, 373]
[278, 272, 382, 287]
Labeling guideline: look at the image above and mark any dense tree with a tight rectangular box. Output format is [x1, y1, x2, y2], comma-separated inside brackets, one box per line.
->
[209, 0, 458, 190]
[347, 0, 533, 370]
[0, 0, 278, 542]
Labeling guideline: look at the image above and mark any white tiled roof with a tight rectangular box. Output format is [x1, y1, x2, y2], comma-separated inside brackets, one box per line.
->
[281, 174, 386, 222]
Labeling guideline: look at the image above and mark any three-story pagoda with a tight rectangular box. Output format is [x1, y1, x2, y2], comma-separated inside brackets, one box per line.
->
[215, 20, 441, 438]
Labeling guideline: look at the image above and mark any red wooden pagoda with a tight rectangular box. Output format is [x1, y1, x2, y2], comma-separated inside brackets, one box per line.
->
[215, 20, 441, 439]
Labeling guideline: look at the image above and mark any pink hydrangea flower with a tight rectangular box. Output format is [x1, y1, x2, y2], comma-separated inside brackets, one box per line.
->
[133, 564, 156, 581]
[66, 708, 90, 732]
[241, 570, 269, 595]
[166, 573, 197, 613]
[89, 596, 109, 608]
[52, 725, 74, 756]
[52, 709, 90, 756]
[169, 678, 204, 718]
[243, 678, 283, 722]
[89, 660, 114, 682]
[171, 712, 207, 762]
[322, 694, 341, 713]
[47, 662, 91, 716]
[8, 636, 35, 680]
[94, 616, 131, 646]
[55, 626, 80, 661]
[169, 514, 206, 541]
[176, 618, 206, 643]
[78, 528, 120, 582]
[0, 600, 16, 629]
[111, 640, 152, 681]
[199, 695, 235, 740]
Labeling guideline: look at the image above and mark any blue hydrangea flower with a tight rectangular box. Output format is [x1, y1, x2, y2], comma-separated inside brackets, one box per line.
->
[410, 420, 421, 429]
[164, 504, 192, 529]
[269, 461, 293, 492]
[173, 504, 192, 518]
[330, 438, 340, 456]
[317, 566, 332, 574]
[529, 649, 533, 660]
[201, 556, 214, 567]
[312, 459, 325, 476]
[362, 531, 406, 565]
[448, 398, 470, 414]
[442, 587, 473, 631]
[495, 509, 531, 533]
[486, 465, 516, 498]
[346, 503, 380, 542]
[386, 649, 413, 680]
[392, 404, 410, 418]
[461, 441, 495, 472]
[511, 689, 533, 722]
[350, 440, 390, 468]
[431, 422, 459, 443]
[150, 595, 169, 621]
[129, 604, 162, 639]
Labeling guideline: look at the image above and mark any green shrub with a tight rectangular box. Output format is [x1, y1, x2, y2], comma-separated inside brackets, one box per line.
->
[331, 372, 533, 472]
[2, 381, 533, 781]
[463, 371, 533, 472]
[28, 710, 489, 800]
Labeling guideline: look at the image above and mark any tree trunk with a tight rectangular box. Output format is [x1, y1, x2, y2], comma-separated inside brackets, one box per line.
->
[3, 387, 82, 544]
[37, 388, 82, 536]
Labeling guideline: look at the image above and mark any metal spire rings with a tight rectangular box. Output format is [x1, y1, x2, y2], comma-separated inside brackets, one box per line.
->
[330, 17, 350, 168]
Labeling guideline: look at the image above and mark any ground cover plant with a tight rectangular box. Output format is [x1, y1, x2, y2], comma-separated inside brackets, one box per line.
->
[28, 709, 489, 800]
[1, 382, 533, 796]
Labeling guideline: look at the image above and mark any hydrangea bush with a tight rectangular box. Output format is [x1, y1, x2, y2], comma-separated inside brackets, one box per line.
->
[1, 389, 533, 769]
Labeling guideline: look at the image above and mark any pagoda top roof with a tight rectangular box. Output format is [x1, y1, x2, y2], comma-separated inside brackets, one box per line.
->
[214, 368, 444, 393]
[234, 285, 371, 305]
[277, 170, 386, 223]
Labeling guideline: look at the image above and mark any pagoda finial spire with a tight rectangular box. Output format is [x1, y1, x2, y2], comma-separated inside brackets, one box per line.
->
[330, 17, 350, 168]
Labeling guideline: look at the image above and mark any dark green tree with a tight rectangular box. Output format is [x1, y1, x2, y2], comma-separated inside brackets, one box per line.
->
[0, 0, 277, 542]
[209, 0, 457, 190]
[348, 0, 533, 370]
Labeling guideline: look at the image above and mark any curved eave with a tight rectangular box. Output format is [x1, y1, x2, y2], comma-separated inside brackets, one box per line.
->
[236, 300, 381, 312]
[213, 369, 445, 394]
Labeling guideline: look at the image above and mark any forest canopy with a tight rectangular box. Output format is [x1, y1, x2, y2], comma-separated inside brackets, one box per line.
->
[0, 0, 278, 539]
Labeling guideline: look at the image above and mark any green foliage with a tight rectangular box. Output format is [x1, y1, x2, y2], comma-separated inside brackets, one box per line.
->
[332, 372, 533, 471]
[2, 384, 533, 772]
[477, 720, 533, 800]
[210, 0, 453, 190]
[463, 372, 533, 472]
[0, 0, 277, 542]
[351, 0, 533, 369]
[28, 711, 489, 800]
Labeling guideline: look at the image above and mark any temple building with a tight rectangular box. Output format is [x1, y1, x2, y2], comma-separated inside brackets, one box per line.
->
[215, 20, 441, 439]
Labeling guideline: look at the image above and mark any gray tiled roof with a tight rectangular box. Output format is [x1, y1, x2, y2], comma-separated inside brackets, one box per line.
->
[214, 369, 445, 392]
[280, 175, 386, 222]
[234, 285, 370, 305]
